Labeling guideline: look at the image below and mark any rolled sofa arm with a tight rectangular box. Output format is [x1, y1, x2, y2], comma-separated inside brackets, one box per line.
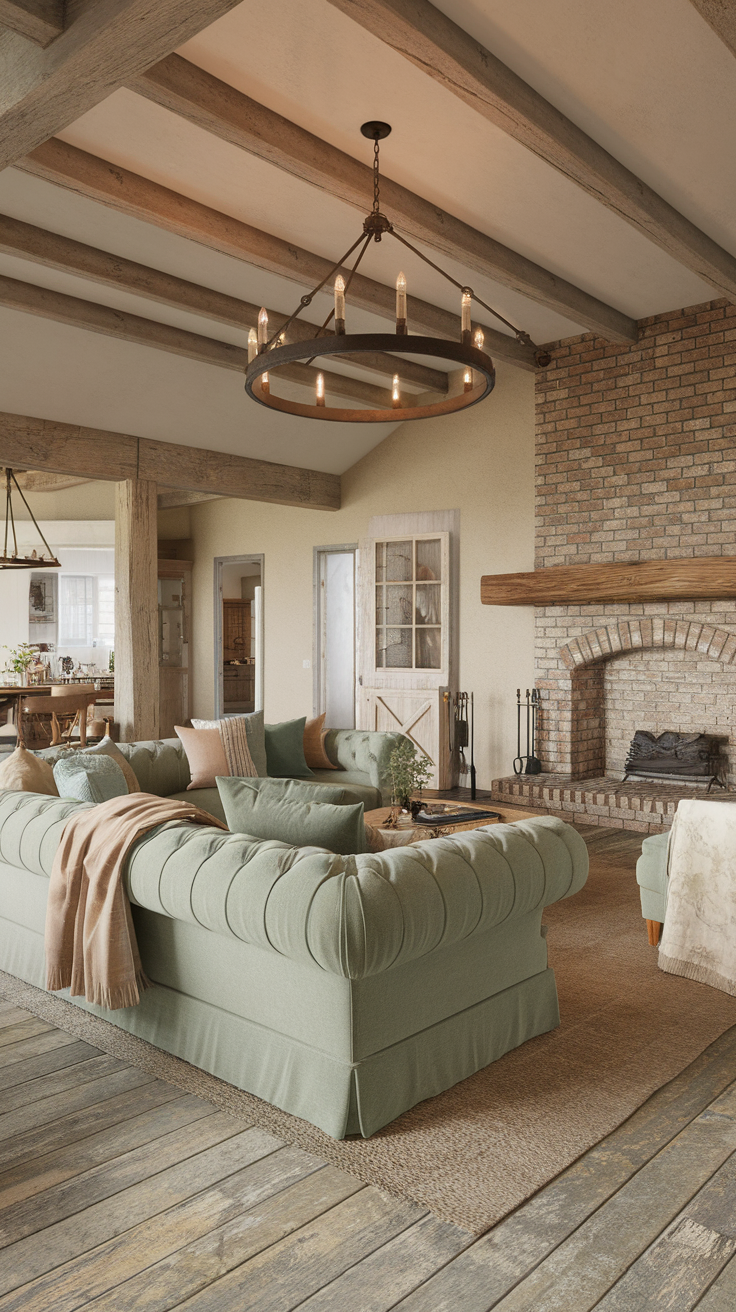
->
[324, 729, 407, 804]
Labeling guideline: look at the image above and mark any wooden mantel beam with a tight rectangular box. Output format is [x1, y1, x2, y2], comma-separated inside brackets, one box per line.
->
[0, 412, 342, 511]
[0, 214, 445, 394]
[17, 138, 539, 372]
[131, 54, 637, 343]
[481, 558, 736, 606]
[0, 1, 244, 170]
[327, 0, 736, 303]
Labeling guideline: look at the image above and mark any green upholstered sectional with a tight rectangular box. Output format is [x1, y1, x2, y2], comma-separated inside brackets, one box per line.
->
[0, 737, 589, 1138]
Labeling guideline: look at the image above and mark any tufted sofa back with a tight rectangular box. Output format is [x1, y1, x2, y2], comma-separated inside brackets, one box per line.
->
[0, 791, 587, 980]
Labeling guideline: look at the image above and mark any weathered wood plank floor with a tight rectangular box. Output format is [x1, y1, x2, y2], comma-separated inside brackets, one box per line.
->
[1, 825, 736, 1310]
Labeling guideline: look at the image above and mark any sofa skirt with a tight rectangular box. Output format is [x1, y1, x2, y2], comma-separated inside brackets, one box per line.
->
[0, 914, 560, 1138]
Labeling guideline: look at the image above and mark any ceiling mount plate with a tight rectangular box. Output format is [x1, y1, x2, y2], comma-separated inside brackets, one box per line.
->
[360, 121, 392, 140]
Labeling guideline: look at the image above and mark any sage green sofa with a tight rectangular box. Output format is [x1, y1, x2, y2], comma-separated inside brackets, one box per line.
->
[37, 729, 405, 823]
[0, 772, 588, 1137]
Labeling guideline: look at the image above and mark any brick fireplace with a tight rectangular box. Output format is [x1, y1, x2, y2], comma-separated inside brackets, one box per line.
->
[493, 298, 736, 831]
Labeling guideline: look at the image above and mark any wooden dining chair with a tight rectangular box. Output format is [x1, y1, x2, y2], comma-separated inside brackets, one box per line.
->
[22, 688, 98, 749]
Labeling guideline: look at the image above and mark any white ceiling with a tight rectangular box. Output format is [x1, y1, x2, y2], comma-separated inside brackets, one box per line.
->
[0, 0, 732, 473]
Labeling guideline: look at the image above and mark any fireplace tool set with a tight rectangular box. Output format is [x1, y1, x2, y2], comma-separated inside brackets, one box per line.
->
[514, 688, 542, 775]
[450, 691, 476, 798]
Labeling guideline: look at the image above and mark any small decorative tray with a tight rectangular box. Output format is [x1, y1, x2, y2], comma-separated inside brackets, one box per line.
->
[414, 805, 501, 826]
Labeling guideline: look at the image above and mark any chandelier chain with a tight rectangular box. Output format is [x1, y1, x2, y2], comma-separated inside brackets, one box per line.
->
[373, 138, 381, 214]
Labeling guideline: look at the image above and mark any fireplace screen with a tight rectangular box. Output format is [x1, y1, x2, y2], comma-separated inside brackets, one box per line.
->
[624, 731, 728, 790]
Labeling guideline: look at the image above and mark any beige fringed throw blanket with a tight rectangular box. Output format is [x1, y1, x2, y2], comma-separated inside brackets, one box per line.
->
[46, 793, 227, 1010]
[659, 798, 736, 997]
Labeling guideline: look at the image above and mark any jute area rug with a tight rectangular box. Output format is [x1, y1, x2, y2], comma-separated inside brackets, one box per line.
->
[3, 829, 736, 1235]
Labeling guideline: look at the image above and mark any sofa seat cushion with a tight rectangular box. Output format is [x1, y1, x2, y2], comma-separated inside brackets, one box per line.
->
[307, 770, 381, 809]
[167, 788, 227, 825]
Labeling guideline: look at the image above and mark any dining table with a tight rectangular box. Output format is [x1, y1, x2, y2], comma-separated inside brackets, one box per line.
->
[0, 680, 115, 746]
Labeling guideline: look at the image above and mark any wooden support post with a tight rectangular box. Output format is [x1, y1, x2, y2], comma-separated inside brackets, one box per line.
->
[114, 479, 159, 743]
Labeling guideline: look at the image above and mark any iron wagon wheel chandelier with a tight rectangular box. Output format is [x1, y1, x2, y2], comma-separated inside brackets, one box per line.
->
[244, 122, 551, 423]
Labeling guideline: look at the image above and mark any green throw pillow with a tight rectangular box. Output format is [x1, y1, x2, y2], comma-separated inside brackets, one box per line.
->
[216, 776, 366, 854]
[53, 753, 129, 804]
[236, 777, 362, 806]
[264, 716, 314, 778]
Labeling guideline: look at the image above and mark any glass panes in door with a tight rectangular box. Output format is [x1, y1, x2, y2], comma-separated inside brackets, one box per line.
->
[375, 537, 443, 669]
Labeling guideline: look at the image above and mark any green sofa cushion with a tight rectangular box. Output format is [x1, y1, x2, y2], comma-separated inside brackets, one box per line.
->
[167, 787, 227, 824]
[307, 770, 380, 809]
[52, 753, 128, 804]
[265, 717, 314, 778]
[234, 777, 363, 806]
[216, 777, 366, 854]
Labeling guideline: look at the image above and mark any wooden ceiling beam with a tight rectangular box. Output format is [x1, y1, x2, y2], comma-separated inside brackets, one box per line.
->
[0, 0, 63, 47]
[689, 1, 736, 58]
[157, 489, 221, 509]
[130, 54, 637, 343]
[326, 0, 736, 303]
[0, 273, 396, 409]
[0, 1, 245, 170]
[0, 214, 446, 393]
[0, 412, 342, 510]
[18, 138, 539, 371]
[15, 469, 89, 491]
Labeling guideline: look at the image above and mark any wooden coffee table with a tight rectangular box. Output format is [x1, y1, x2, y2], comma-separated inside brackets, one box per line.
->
[365, 800, 546, 842]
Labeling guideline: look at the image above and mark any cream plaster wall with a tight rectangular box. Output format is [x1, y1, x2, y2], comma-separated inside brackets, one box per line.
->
[189, 362, 535, 789]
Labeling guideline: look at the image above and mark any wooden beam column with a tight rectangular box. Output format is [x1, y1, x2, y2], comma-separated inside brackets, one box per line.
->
[114, 479, 159, 743]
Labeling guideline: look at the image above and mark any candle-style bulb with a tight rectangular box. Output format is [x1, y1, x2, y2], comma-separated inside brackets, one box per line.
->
[473, 327, 484, 351]
[396, 271, 407, 334]
[334, 276, 346, 334]
[247, 328, 258, 363]
[316, 372, 325, 406]
[392, 373, 401, 408]
[461, 291, 472, 339]
[257, 306, 268, 348]
[463, 367, 473, 393]
[261, 370, 269, 395]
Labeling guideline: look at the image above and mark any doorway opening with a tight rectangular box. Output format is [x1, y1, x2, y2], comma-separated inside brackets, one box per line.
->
[214, 556, 263, 719]
[314, 545, 357, 730]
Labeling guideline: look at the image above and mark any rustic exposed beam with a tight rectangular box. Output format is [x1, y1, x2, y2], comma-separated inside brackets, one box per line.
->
[18, 139, 539, 372]
[157, 489, 222, 509]
[689, 0, 736, 57]
[131, 55, 637, 343]
[0, 0, 63, 47]
[0, 1, 244, 170]
[0, 273, 395, 408]
[326, 0, 736, 304]
[15, 469, 89, 491]
[0, 214, 446, 393]
[0, 412, 342, 511]
[480, 558, 736, 606]
[115, 478, 159, 742]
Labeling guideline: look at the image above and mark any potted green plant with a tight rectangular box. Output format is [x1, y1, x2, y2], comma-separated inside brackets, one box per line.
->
[388, 739, 432, 817]
[3, 644, 35, 686]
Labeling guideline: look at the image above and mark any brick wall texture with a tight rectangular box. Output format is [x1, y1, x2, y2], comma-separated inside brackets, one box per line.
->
[534, 299, 736, 780]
